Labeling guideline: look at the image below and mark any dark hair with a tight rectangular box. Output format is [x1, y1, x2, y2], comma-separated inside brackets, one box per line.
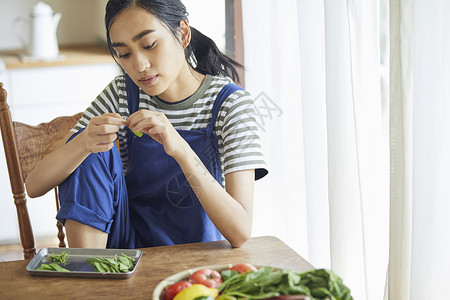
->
[105, 0, 243, 83]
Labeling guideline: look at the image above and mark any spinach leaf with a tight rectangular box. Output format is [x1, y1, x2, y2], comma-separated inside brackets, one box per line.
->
[219, 268, 353, 300]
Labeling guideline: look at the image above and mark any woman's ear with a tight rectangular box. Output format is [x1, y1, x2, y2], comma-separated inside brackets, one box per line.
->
[178, 20, 191, 48]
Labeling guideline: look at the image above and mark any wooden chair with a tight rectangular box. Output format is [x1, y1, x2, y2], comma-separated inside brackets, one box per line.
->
[0, 82, 82, 259]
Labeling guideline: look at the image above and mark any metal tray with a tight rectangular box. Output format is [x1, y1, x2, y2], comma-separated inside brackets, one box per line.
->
[26, 247, 143, 279]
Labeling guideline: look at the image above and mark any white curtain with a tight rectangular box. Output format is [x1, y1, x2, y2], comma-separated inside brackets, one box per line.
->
[389, 0, 450, 299]
[242, 0, 389, 299]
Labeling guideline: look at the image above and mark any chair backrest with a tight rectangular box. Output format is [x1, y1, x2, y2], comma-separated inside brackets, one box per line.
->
[0, 82, 82, 259]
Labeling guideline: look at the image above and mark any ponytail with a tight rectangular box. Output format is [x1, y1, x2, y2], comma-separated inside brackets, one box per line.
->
[187, 27, 243, 84]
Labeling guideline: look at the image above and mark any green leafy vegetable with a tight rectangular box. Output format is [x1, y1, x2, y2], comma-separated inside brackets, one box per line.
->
[36, 262, 70, 272]
[221, 269, 239, 281]
[87, 253, 136, 273]
[50, 251, 69, 263]
[218, 267, 353, 300]
[36, 252, 70, 272]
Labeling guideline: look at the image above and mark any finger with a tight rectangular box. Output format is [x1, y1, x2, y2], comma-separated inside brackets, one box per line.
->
[86, 133, 117, 153]
[91, 124, 122, 135]
[128, 110, 149, 120]
[128, 110, 162, 126]
[127, 111, 142, 124]
[92, 114, 126, 126]
[91, 133, 117, 144]
[130, 113, 167, 133]
[102, 112, 122, 118]
[146, 124, 167, 136]
[129, 118, 151, 133]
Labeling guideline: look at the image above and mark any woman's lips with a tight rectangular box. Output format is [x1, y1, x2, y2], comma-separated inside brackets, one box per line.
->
[139, 75, 158, 85]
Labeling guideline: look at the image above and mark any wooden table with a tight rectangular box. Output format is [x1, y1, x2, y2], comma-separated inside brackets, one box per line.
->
[0, 236, 314, 300]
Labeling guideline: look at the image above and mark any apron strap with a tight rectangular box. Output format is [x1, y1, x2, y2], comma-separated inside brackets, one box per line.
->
[126, 74, 140, 114]
[207, 83, 243, 135]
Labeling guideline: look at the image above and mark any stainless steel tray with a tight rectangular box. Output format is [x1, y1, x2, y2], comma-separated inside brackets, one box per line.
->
[26, 247, 143, 279]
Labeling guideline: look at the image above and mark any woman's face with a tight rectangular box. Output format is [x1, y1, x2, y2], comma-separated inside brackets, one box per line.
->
[109, 5, 190, 101]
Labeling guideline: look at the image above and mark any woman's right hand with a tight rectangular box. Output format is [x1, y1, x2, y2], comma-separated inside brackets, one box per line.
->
[26, 113, 124, 198]
[83, 113, 126, 153]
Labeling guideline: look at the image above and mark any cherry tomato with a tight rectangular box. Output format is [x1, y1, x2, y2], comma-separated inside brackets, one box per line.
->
[189, 268, 223, 288]
[164, 281, 192, 300]
[230, 263, 258, 274]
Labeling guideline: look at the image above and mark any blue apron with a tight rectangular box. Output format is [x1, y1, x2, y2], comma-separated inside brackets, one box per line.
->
[124, 75, 243, 247]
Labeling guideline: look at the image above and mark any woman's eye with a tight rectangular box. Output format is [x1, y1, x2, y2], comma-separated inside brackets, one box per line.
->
[118, 53, 130, 59]
[144, 42, 156, 50]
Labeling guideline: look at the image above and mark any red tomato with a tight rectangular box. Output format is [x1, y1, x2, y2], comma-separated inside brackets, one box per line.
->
[164, 281, 192, 300]
[189, 268, 223, 288]
[230, 263, 258, 274]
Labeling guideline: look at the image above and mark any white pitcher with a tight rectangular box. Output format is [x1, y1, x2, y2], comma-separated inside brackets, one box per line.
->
[13, 2, 61, 59]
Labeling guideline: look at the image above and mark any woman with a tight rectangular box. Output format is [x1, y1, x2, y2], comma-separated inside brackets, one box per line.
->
[25, 0, 267, 249]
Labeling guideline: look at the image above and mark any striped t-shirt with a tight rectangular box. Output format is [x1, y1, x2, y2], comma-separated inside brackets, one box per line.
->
[72, 73, 267, 181]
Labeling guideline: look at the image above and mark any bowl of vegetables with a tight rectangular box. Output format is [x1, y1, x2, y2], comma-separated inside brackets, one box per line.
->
[153, 263, 354, 300]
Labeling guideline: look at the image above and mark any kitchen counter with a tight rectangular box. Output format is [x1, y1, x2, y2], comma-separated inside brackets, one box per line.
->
[0, 44, 115, 69]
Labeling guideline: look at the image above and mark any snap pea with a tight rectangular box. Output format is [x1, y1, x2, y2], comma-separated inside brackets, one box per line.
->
[36, 262, 69, 272]
[129, 127, 143, 137]
[87, 253, 136, 273]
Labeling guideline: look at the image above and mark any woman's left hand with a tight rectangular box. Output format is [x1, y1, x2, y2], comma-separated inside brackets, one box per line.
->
[127, 110, 188, 158]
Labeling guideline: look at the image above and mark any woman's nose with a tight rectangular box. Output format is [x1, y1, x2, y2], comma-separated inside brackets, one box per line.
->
[134, 53, 150, 73]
